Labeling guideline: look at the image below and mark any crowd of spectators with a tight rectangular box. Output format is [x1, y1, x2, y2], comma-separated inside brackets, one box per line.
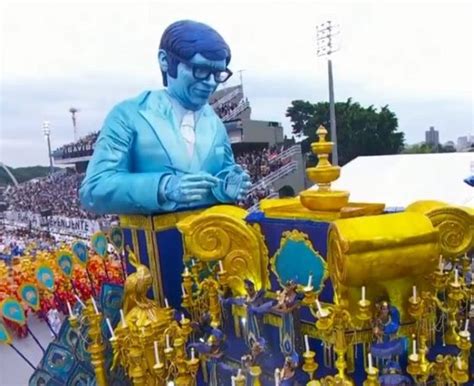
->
[5, 143, 292, 217]
[236, 145, 291, 184]
[214, 101, 239, 119]
[0, 226, 57, 258]
[4, 171, 102, 220]
[239, 186, 275, 209]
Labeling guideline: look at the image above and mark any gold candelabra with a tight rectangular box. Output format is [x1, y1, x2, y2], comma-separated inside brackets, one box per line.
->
[310, 295, 372, 386]
[67, 299, 107, 386]
[406, 260, 472, 385]
[181, 260, 229, 329]
[67, 257, 202, 386]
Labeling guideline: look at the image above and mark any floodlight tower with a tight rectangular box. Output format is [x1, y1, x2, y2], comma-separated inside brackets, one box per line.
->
[69, 107, 79, 141]
[316, 20, 340, 165]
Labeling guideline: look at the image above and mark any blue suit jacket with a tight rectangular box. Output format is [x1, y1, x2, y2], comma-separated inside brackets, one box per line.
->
[79, 90, 237, 215]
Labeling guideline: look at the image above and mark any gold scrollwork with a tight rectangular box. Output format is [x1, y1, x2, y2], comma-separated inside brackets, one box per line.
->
[177, 205, 269, 294]
[406, 200, 474, 259]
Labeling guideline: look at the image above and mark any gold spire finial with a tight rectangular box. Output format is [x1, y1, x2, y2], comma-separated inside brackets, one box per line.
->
[299, 125, 350, 211]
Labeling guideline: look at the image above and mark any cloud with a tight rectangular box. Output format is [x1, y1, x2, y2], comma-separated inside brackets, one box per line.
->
[0, 0, 472, 166]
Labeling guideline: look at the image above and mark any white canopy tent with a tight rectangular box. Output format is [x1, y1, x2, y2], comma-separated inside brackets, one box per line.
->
[325, 153, 474, 208]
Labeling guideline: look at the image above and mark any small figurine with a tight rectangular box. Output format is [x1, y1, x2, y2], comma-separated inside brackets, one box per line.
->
[272, 280, 301, 356]
[241, 337, 266, 370]
[379, 361, 412, 386]
[372, 301, 400, 343]
[278, 355, 298, 386]
[371, 300, 404, 364]
[189, 328, 227, 386]
[223, 279, 273, 348]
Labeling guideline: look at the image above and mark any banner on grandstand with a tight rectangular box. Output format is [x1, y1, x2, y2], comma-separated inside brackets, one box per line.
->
[4, 211, 101, 238]
[63, 142, 94, 155]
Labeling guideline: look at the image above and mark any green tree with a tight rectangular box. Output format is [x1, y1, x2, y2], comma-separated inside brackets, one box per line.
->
[286, 98, 405, 166]
[402, 143, 457, 154]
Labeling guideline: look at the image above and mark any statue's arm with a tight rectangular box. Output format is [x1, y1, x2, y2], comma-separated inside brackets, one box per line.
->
[79, 104, 170, 215]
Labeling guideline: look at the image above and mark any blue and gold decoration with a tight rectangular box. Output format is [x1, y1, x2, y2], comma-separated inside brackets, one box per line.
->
[91, 231, 108, 257]
[109, 226, 124, 251]
[56, 251, 74, 278]
[0, 297, 26, 325]
[0, 322, 12, 344]
[18, 283, 40, 311]
[272, 230, 328, 292]
[72, 240, 89, 266]
[35, 264, 55, 292]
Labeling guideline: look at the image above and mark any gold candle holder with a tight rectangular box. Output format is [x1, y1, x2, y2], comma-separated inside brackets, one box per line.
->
[249, 365, 262, 386]
[234, 371, 246, 386]
[164, 335, 175, 362]
[128, 345, 146, 386]
[356, 299, 372, 322]
[302, 286, 316, 306]
[302, 350, 318, 380]
[363, 366, 379, 386]
[451, 357, 469, 384]
[315, 310, 332, 331]
[186, 356, 200, 377]
[181, 288, 191, 309]
[407, 353, 421, 377]
[457, 330, 471, 351]
[448, 281, 464, 301]
[432, 270, 448, 290]
[407, 295, 423, 319]
[217, 268, 228, 287]
[152, 362, 166, 383]
[180, 316, 192, 339]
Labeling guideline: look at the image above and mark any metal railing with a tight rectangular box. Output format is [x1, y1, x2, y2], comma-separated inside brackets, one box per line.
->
[222, 99, 250, 122]
[248, 160, 298, 194]
[268, 145, 301, 164]
[211, 87, 241, 109]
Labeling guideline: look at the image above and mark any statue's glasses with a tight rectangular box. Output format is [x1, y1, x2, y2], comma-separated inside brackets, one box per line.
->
[169, 52, 233, 83]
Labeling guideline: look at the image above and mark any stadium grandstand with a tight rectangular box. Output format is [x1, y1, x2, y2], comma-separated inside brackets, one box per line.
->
[51, 85, 306, 210]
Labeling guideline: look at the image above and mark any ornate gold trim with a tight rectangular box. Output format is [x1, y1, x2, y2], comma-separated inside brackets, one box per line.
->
[144, 228, 161, 303]
[131, 229, 140, 265]
[406, 200, 474, 259]
[119, 215, 152, 230]
[177, 205, 267, 295]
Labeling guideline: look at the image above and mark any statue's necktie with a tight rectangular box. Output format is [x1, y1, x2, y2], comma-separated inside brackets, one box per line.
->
[180, 111, 195, 159]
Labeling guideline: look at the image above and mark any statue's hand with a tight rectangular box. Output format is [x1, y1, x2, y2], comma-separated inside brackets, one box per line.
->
[236, 171, 252, 201]
[223, 166, 252, 201]
[165, 173, 218, 204]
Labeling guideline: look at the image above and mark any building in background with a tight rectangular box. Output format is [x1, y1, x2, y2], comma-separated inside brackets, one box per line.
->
[425, 126, 439, 147]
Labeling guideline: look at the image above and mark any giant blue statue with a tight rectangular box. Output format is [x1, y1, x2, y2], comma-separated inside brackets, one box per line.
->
[79, 20, 251, 215]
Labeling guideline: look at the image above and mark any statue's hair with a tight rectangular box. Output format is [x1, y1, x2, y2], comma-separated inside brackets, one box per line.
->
[159, 20, 231, 86]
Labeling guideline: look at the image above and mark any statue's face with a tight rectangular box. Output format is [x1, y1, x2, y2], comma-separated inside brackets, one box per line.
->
[167, 53, 226, 110]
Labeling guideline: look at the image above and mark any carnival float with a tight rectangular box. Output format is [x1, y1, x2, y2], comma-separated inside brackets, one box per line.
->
[1, 125, 471, 385]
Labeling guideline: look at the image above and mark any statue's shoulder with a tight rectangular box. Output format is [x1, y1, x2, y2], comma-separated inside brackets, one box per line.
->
[110, 90, 167, 115]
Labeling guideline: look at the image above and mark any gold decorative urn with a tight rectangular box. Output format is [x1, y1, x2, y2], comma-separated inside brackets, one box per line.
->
[299, 125, 350, 211]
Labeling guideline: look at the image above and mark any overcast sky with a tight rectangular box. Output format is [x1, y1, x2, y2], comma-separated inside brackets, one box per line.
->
[1, 0, 472, 167]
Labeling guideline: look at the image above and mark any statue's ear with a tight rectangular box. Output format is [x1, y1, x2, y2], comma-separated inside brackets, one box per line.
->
[158, 49, 168, 73]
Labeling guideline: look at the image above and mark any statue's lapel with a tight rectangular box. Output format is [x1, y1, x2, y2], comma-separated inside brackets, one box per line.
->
[138, 91, 190, 171]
